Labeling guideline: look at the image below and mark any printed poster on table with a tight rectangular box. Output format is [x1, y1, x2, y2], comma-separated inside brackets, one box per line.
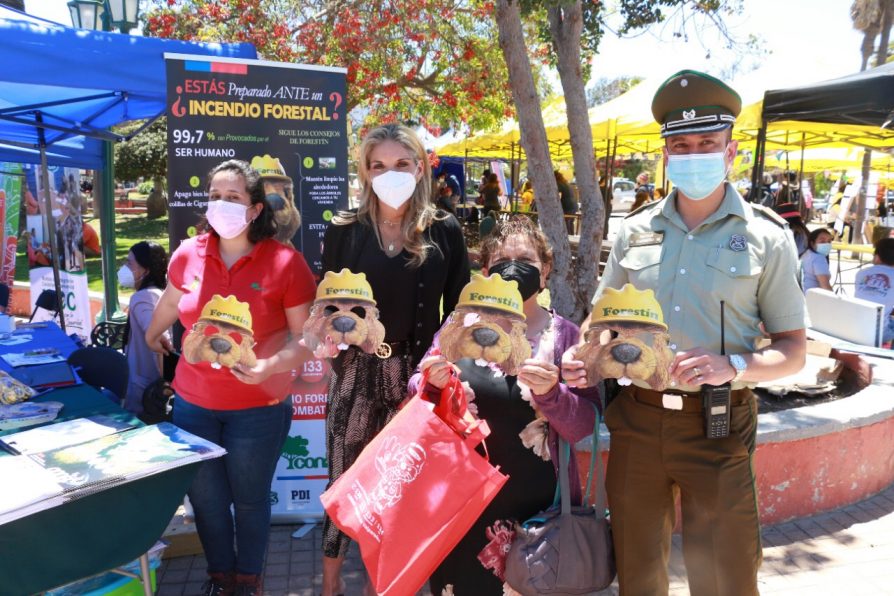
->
[165, 55, 348, 521]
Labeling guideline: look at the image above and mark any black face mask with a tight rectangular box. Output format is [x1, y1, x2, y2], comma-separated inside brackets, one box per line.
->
[489, 260, 542, 300]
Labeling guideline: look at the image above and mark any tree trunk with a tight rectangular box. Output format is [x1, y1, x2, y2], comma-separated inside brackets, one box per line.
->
[548, 1, 604, 323]
[494, 0, 576, 318]
[146, 175, 168, 219]
[860, 29, 877, 71]
[875, 1, 893, 66]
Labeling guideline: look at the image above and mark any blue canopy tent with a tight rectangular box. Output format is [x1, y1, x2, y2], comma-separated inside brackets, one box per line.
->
[0, 6, 256, 326]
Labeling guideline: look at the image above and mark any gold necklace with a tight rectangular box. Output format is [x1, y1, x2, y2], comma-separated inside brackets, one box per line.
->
[378, 223, 398, 253]
[379, 218, 400, 227]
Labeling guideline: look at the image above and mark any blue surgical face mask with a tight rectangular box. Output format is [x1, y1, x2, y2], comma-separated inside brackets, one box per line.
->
[815, 242, 832, 256]
[666, 147, 730, 201]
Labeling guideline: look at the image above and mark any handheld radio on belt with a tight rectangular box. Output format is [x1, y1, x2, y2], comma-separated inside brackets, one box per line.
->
[702, 301, 732, 438]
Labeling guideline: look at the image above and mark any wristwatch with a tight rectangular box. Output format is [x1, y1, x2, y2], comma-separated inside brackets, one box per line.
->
[728, 354, 747, 383]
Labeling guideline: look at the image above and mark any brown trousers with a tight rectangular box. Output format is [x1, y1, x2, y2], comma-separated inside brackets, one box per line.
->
[604, 386, 762, 596]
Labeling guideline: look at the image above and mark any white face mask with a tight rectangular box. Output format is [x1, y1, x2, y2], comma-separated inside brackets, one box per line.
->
[371, 170, 417, 210]
[206, 200, 250, 239]
[117, 265, 135, 288]
[666, 146, 731, 201]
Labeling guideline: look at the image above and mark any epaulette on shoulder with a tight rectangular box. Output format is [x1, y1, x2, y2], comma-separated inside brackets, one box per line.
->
[624, 197, 664, 219]
[750, 203, 788, 228]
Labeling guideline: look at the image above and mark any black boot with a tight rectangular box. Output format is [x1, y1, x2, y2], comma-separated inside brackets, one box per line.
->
[234, 573, 263, 596]
[199, 571, 235, 596]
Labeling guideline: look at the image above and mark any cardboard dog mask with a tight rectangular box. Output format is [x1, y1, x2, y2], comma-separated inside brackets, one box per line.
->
[303, 268, 387, 359]
[577, 284, 674, 390]
[439, 273, 531, 376]
[183, 294, 257, 370]
[251, 154, 301, 247]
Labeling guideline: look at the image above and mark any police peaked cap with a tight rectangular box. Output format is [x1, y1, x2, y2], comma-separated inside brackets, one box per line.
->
[651, 70, 742, 137]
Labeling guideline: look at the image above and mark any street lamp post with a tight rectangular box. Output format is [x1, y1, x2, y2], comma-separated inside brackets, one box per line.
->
[68, 0, 141, 322]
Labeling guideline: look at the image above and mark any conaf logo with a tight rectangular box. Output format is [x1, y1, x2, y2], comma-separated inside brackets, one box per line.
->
[281, 434, 328, 469]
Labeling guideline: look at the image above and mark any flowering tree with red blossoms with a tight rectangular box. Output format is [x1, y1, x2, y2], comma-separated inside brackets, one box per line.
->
[144, 0, 513, 132]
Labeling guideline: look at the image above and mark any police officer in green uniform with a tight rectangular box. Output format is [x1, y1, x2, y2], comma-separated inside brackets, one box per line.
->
[563, 70, 808, 596]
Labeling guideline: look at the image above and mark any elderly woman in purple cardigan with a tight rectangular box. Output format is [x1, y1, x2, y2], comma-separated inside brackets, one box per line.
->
[410, 216, 601, 595]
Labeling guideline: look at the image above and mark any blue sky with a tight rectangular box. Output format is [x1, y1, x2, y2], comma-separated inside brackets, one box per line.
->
[27, 0, 867, 86]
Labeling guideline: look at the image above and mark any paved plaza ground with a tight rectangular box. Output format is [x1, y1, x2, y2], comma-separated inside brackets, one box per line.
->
[155, 480, 894, 595]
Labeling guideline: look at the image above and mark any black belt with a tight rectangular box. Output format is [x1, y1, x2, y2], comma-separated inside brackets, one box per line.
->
[374, 340, 411, 359]
[629, 386, 752, 413]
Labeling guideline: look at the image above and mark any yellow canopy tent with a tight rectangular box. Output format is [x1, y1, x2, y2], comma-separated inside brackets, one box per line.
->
[437, 63, 893, 195]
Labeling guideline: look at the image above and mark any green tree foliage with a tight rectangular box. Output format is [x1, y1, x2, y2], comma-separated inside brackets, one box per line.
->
[814, 171, 836, 196]
[587, 75, 645, 107]
[113, 119, 167, 183]
[114, 119, 168, 218]
[143, 0, 513, 132]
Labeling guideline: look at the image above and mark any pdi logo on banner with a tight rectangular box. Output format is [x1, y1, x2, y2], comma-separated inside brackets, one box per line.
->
[290, 488, 312, 504]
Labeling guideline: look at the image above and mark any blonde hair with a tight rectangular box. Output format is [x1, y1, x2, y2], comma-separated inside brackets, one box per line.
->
[333, 124, 440, 267]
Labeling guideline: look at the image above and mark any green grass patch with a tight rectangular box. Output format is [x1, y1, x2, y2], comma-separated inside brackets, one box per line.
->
[15, 215, 169, 297]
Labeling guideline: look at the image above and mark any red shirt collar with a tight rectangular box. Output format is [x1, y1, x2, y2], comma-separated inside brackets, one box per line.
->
[198, 232, 263, 265]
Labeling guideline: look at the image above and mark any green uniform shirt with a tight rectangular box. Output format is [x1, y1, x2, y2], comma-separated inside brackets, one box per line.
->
[595, 183, 808, 390]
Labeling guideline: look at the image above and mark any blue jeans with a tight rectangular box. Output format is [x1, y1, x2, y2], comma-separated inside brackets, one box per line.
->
[173, 396, 291, 575]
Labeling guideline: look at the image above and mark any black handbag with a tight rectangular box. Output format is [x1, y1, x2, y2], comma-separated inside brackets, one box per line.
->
[138, 351, 179, 425]
[505, 409, 616, 595]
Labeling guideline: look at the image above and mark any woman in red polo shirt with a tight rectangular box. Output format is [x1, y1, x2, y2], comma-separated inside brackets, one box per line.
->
[146, 160, 315, 596]
[319, 124, 470, 595]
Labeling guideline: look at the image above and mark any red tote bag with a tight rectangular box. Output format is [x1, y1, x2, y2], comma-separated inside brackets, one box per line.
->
[320, 396, 508, 595]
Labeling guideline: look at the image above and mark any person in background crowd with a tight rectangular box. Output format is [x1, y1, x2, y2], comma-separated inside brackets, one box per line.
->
[776, 170, 802, 207]
[775, 202, 810, 257]
[630, 189, 651, 212]
[752, 172, 775, 207]
[635, 171, 655, 200]
[600, 175, 611, 239]
[465, 201, 482, 224]
[81, 221, 100, 257]
[775, 183, 795, 208]
[442, 170, 462, 201]
[436, 181, 458, 217]
[855, 237, 894, 346]
[479, 168, 492, 193]
[146, 159, 316, 596]
[480, 172, 503, 215]
[802, 227, 834, 292]
[555, 170, 577, 234]
[479, 209, 498, 239]
[415, 216, 600, 594]
[519, 179, 535, 212]
[563, 69, 807, 596]
[319, 124, 470, 596]
[120, 240, 169, 415]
